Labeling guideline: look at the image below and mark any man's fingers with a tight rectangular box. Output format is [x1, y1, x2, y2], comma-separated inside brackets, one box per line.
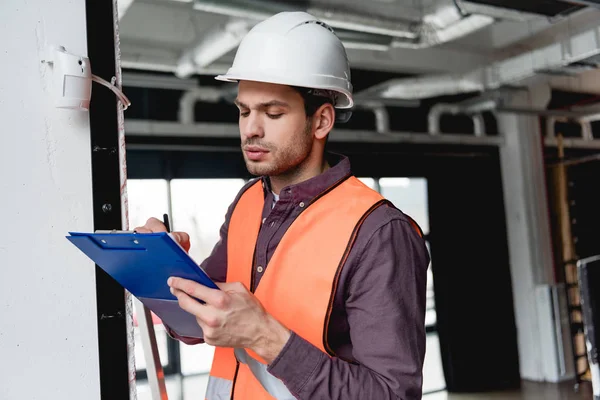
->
[133, 218, 191, 251]
[170, 287, 223, 337]
[169, 277, 228, 308]
[172, 231, 191, 252]
[144, 217, 167, 232]
[216, 281, 248, 293]
[133, 217, 166, 233]
[170, 287, 208, 317]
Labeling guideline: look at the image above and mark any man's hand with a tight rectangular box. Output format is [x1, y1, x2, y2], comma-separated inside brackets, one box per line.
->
[133, 217, 191, 253]
[168, 277, 291, 364]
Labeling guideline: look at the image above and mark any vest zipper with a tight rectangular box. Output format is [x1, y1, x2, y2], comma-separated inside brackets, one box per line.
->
[230, 362, 240, 400]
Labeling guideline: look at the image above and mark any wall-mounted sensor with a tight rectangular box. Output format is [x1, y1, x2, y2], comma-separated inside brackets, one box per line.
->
[43, 46, 92, 110]
[42, 46, 131, 111]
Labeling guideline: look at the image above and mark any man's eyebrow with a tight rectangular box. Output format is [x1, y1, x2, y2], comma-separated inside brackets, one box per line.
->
[259, 100, 290, 108]
[233, 99, 290, 109]
[233, 99, 247, 108]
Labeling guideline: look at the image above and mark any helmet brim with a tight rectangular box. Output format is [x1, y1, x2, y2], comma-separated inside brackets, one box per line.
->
[215, 72, 353, 109]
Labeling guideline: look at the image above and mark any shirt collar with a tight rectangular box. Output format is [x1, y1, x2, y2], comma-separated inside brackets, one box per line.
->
[261, 153, 352, 203]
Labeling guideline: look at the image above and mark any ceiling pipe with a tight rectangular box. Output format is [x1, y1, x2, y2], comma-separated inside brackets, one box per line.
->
[179, 88, 396, 134]
[472, 114, 486, 137]
[355, 102, 390, 134]
[179, 87, 235, 124]
[176, 19, 250, 78]
[546, 116, 595, 141]
[428, 103, 487, 136]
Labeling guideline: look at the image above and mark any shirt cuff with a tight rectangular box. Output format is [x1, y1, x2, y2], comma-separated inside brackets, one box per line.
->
[267, 332, 326, 394]
[164, 325, 204, 345]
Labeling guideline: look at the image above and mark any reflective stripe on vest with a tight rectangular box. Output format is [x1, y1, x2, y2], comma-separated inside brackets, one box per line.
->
[234, 348, 296, 399]
[207, 176, 386, 399]
[205, 375, 232, 400]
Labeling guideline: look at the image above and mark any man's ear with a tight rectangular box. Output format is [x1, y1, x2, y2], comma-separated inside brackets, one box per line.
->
[313, 103, 335, 140]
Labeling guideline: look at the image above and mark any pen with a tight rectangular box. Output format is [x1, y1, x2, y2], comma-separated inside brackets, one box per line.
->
[163, 213, 171, 233]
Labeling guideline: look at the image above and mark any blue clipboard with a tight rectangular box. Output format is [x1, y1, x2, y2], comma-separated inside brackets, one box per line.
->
[66, 231, 217, 338]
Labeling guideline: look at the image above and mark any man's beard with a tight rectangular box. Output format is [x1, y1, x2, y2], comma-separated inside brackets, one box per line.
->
[243, 120, 313, 177]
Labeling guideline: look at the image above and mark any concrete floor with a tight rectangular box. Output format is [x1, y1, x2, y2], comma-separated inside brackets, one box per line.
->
[135, 332, 597, 399]
[137, 375, 596, 400]
[423, 380, 595, 400]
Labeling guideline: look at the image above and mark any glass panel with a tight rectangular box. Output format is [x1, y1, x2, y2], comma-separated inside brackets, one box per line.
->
[357, 177, 376, 189]
[170, 178, 246, 376]
[423, 241, 436, 329]
[170, 179, 246, 265]
[126, 179, 171, 372]
[379, 177, 429, 234]
[422, 333, 447, 394]
[127, 179, 169, 231]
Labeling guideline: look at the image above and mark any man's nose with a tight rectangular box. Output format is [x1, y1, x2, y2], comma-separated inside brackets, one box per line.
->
[241, 113, 264, 139]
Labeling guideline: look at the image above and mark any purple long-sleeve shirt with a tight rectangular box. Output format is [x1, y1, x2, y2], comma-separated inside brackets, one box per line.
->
[171, 153, 430, 399]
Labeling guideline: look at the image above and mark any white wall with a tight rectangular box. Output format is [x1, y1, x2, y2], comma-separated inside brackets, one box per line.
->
[499, 85, 574, 382]
[0, 1, 101, 399]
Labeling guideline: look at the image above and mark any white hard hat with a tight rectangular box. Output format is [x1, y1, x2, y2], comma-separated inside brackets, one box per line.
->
[215, 11, 353, 109]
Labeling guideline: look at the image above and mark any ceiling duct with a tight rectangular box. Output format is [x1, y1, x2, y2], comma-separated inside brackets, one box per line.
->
[193, 0, 417, 39]
[355, 10, 600, 100]
[391, 5, 494, 49]
[457, 1, 546, 21]
[462, 0, 585, 17]
[193, 0, 494, 49]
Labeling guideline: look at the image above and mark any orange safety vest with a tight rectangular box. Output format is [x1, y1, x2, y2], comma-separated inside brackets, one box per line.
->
[205, 176, 411, 399]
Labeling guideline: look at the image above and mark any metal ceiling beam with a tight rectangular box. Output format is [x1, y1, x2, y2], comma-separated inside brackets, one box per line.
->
[555, 0, 600, 7]
[496, 106, 600, 119]
[124, 119, 600, 149]
[124, 120, 505, 146]
[121, 72, 198, 90]
[544, 137, 600, 149]
[119, 36, 488, 76]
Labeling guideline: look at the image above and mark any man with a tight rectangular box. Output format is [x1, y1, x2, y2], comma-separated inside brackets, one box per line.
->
[136, 11, 430, 400]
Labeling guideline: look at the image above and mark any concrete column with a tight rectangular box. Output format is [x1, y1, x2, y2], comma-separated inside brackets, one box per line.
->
[498, 84, 574, 382]
[0, 1, 101, 399]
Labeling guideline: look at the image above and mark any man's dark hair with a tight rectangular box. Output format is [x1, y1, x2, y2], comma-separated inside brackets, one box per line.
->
[291, 86, 338, 148]
[291, 86, 336, 119]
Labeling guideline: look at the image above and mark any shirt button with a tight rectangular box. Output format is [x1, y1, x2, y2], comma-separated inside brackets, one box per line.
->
[257, 266, 264, 273]
[299, 202, 305, 208]
[270, 221, 275, 227]
[262, 218, 266, 224]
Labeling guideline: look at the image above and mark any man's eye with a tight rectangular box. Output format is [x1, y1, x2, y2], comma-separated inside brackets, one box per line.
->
[267, 113, 283, 119]
[240, 111, 250, 117]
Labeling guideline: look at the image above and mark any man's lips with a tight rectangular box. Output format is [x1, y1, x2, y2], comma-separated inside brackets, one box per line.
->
[244, 146, 269, 161]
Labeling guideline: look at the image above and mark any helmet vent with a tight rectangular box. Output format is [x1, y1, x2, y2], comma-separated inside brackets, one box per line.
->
[302, 20, 335, 34]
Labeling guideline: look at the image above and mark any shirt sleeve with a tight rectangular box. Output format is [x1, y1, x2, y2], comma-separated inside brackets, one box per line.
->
[268, 218, 430, 400]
